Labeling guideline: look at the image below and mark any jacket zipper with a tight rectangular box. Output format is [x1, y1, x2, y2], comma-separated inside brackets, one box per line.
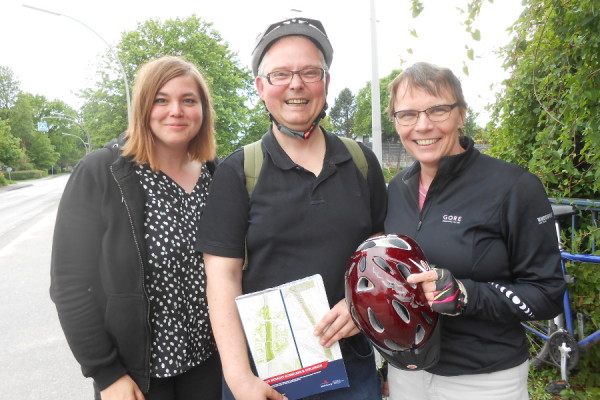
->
[110, 165, 152, 393]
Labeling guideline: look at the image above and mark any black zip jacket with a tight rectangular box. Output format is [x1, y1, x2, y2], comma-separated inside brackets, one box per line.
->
[50, 141, 215, 392]
[385, 136, 565, 376]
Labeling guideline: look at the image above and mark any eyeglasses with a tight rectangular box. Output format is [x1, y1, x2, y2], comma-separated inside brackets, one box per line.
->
[262, 68, 326, 86]
[393, 103, 459, 126]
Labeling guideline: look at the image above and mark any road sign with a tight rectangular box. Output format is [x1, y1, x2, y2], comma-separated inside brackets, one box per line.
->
[37, 121, 49, 132]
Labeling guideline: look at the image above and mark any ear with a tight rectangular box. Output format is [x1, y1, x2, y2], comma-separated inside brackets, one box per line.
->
[256, 76, 266, 100]
[459, 107, 467, 126]
[325, 72, 331, 95]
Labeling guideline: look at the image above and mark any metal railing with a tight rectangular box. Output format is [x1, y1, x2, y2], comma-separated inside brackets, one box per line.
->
[549, 198, 600, 252]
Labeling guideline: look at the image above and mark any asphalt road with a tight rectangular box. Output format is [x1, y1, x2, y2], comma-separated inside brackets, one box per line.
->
[0, 175, 91, 399]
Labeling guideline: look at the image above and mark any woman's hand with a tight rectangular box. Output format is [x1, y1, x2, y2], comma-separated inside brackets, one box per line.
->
[101, 375, 145, 400]
[407, 268, 467, 316]
[313, 299, 360, 348]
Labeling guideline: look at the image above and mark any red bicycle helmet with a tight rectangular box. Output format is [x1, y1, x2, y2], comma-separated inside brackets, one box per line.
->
[345, 234, 441, 370]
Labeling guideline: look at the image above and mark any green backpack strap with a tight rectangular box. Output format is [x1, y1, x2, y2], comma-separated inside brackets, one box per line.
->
[339, 136, 368, 180]
[243, 140, 264, 197]
[243, 137, 368, 198]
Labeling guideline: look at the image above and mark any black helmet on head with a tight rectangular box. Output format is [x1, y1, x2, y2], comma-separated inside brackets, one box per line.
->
[251, 17, 334, 77]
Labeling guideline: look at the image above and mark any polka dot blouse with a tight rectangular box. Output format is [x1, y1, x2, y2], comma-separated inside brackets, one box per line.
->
[136, 163, 216, 378]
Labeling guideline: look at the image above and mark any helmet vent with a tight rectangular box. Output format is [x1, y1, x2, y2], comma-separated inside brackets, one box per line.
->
[396, 262, 412, 280]
[415, 324, 425, 345]
[350, 306, 358, 321]
[358, 257, 367, 272]
[368, 307, 384, 333]
[388, 237, 410, 250]
[357, 241, 376, 251]
[356, 276, 374, 292]
[374, 256, 392, 273]
[383, 339, 406, 352]
[392, 300, 410, 324]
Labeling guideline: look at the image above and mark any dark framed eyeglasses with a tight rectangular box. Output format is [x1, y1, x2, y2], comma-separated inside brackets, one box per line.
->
[393, 103, 459, 126]
[262, 68, 326, 86]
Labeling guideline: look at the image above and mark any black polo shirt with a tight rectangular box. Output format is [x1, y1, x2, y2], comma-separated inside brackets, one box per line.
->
[196, 128, 387, 306]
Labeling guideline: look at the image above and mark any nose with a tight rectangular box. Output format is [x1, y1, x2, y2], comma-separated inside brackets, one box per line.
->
[169, 102, 183, 116]
[414, 111, 432, 130]
[288, 72, 305, 88]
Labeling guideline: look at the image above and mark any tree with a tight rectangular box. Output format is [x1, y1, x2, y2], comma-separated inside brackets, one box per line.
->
[0, 119, 23, 167]
[28, 132, 59, 170]
[488, 0, 599, 199]
[0, 66, 20, 113]
[354, 69, 402, 143]
[329, 88, 356, 138]
[80, 16, 256, 156]
[7, 93, 59, 170]
[463, 107, 486, 142]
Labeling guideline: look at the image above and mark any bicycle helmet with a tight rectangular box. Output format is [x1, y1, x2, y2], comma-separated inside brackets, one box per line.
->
[345, 234, 441, 371]
[251, 17, 333, 77]
[251, 18, 333, 141]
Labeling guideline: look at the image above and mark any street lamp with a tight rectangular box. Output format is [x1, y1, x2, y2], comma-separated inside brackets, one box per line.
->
[23, 4, 132, 122]
[60, 132, 89, 153]
[41, 113, 92, 154]
[370, 0, 383, 165]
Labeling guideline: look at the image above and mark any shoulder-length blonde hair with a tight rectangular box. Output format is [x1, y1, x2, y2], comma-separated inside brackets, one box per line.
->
[121, 56, 216, 170]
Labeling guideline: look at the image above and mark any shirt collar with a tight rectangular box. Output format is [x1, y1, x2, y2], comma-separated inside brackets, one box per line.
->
[262, 126, 353, 170]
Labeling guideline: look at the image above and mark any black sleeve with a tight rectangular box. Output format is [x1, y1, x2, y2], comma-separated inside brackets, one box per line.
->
[50, 153, 127, 388]
[196, 150, 248, 258]
[462, 172, 566, 322]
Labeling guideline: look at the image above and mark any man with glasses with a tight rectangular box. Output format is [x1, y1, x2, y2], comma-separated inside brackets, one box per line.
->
[196, 17, 386, 400]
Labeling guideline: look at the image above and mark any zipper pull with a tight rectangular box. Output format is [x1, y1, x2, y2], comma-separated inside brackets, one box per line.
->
[417, 220, 422, 231]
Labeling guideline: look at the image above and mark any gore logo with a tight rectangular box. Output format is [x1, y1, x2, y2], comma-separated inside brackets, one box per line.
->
[442, 215, 462, 224]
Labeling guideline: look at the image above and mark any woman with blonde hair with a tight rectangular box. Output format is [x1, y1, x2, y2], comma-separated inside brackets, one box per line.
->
[51, 56, 220, 400]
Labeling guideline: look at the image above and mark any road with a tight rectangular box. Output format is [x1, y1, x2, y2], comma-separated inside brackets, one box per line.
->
[0, 175, 90, 399]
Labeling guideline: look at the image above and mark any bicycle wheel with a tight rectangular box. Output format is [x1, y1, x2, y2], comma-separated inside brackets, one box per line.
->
[522, 316, 562, 368]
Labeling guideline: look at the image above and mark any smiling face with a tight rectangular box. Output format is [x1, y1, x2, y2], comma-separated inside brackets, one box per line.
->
[393, 83, 466, 171]
[255, 35, 329, 133]
[149, 74, 203, 152]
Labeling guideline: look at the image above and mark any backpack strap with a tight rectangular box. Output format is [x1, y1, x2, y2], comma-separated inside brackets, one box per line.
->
[243, 140, 264, 197]
[243, 137, 369, 198]
[339, 137, 369, 180]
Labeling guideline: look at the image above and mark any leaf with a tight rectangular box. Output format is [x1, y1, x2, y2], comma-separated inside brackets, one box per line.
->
[471, 29, 481, 41]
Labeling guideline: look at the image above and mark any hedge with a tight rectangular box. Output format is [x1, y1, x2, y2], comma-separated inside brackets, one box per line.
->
[9, 170, 48, 180]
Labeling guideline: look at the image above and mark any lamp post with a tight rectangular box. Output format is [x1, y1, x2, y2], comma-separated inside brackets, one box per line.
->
[369, 0, 383, 165]
[23, 4, 131, 122]
[60, 132, 89, 153]
[41, 113, 92, 154]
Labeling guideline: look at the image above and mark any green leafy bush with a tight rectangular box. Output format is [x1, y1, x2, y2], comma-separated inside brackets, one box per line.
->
[10, 170, 48, 180]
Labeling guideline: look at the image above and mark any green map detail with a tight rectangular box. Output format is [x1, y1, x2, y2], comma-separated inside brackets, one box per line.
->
[287, 281, 333, 360]
[255, 306, 293, 363]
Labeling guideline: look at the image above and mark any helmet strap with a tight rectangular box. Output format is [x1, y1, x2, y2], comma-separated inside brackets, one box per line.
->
[266, 103, 328, 140]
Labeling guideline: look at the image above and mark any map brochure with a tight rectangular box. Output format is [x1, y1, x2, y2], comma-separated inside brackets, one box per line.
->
[235, 274, 349, 400]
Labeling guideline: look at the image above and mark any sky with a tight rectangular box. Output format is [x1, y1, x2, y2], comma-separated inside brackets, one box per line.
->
[1, 0, 523, 124]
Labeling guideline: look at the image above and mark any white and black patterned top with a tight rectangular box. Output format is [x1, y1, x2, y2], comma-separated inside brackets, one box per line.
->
[136, 163, 215, 378]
